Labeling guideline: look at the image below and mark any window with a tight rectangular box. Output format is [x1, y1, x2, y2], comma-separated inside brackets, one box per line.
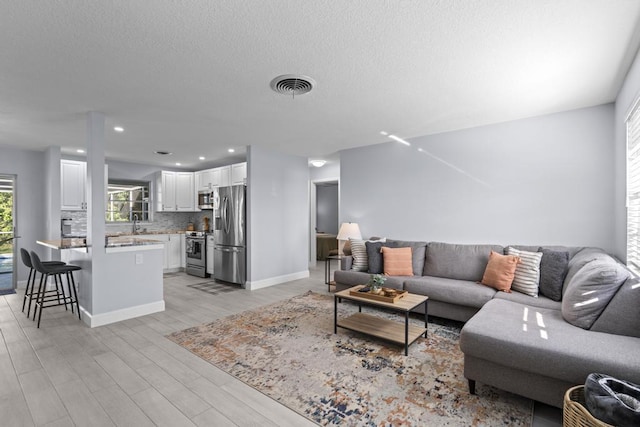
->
[106, 180, 150, 222]
[627, 100, 640, 274]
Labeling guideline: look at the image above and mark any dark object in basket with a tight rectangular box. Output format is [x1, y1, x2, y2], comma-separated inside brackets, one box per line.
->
[585, 373, 640, 427]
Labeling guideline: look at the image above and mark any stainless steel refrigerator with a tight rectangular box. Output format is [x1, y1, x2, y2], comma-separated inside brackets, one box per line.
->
[213, 184, 246, 285]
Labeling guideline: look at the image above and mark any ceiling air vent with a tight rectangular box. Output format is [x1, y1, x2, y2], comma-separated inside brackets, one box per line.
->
[154, 150, 173, 155]
[270, 74, 316, 97]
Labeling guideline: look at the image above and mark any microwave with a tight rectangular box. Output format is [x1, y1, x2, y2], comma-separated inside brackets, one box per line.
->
[198, 189, 218, 210]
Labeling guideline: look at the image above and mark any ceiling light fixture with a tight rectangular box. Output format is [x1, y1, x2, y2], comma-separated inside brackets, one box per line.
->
[113, 126, 124, 132]
[77, 149, 85, 153]
[388, 134, 411, 146]
[175, 162, 181, 166]
[380, 131, 389, 136]
[228, 148, 235, 153]
[310, 160, 326, 168]
[154, 150, 172, 155]
[199, 156, 205, 160]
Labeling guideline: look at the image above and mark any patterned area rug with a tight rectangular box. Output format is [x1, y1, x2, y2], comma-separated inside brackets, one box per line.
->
[168, 291, 533, 426]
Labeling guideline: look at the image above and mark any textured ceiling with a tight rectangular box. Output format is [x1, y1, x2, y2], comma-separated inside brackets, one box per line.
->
[1, 0, 640, 169]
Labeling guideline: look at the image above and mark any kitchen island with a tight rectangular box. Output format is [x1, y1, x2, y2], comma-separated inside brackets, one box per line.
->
[37, 235, 165, 327]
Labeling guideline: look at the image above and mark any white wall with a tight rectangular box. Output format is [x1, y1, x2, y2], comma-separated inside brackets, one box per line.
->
[614, 47, 640, 261]
[247, 145, 309, 289]
[316, 184, 339, 234]
[341, 104, 615, 252]
[0, 146, 47, 282]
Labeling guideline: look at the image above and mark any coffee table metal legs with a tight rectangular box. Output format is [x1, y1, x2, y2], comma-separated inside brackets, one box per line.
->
[404, 312, 409, 356]
[424, 300, 428, 338]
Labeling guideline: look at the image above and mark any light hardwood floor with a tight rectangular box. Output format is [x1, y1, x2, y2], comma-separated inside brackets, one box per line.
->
[0, 265, 560, 426]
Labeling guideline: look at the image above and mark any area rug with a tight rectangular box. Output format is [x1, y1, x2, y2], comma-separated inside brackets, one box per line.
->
[168, 291, 533, 426]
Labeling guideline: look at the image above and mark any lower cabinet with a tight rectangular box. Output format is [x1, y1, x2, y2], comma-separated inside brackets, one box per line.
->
[154, 234, 183, 272]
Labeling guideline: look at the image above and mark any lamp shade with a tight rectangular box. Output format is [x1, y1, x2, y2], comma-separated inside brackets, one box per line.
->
[337, 222, 362, 241]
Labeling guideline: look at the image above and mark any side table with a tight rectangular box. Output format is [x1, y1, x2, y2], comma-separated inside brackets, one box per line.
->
[324, 255, 346, 291]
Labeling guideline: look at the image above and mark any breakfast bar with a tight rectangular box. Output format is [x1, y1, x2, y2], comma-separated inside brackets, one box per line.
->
[36, 235, 165, 327]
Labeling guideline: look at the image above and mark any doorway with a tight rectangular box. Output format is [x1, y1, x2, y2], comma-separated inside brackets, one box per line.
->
[0, 175, 16, 294]
[310, 179, 339, 263]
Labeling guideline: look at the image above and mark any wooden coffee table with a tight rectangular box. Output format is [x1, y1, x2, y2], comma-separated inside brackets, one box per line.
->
[334, 285, 429, 356]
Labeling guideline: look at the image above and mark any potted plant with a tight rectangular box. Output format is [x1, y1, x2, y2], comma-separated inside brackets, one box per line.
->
[368, 274, 386, 294]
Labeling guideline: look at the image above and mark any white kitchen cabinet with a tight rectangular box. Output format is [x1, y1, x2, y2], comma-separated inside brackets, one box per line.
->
[206, 235, 215, 275]
[219, 165, 231, 187]
[231, 162, 247, 185]
[156, 171, 195, 212]
[167, 234, 183, 270]
[61, 160, 87, 210]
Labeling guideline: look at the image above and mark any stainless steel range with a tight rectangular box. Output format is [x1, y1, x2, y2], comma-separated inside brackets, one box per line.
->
[185, 231, 207, 277]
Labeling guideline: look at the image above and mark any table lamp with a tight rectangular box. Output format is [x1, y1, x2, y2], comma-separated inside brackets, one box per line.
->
[336, 222, 362, 256]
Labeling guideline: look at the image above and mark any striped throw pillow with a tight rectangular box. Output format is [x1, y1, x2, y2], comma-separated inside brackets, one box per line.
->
[506, 247, 543, 297]
[350, 238, 369, 271]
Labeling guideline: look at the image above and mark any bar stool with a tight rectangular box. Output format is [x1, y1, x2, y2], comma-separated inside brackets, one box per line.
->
[30, 251, 82, 328]
[20, 248, 66, 317]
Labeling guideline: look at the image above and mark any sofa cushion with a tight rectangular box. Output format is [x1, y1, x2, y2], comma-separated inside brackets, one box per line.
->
[493, 291, 561, 310]
[563, 248, 609, 296]
[404, 276, 496, 309]
[538, 248, 569, 301]
[481, 251, 519, 292]
[589, 277, 640, 338]
[387, 239, 427, 276]
[349, 237, 386, 272]
[423, 242, 504, 281]
[562, 257, 630, 330]
[460, 299, 640, 386]
[506, 247, 542, 297]
[365, 241, 399, 274]
[381, 247, 413, 276]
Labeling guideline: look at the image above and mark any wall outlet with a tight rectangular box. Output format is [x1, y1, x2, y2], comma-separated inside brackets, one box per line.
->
[135, 253, 143, 265]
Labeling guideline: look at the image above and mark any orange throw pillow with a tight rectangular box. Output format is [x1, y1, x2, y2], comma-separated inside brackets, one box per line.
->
[381, 247, 413, 276]
[481, 251, 520, 292]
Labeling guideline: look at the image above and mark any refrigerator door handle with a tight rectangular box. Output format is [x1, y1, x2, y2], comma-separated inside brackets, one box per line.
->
[224, 197, 231, 234]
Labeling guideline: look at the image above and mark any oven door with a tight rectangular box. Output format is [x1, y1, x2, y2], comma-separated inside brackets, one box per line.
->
[186, 238, 205, 267]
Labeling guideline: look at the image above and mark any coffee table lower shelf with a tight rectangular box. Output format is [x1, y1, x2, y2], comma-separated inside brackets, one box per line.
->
[336, 312, 427, 350]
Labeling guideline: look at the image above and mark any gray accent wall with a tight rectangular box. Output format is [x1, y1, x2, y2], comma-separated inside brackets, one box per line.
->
[247, 145, 309, 286]
[341, 104, 615, 252]
[614, 47, 640, 261]
[0, 146, 46, 282]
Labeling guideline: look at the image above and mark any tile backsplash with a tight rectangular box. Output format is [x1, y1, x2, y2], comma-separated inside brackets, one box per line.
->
[61, 210, 216, 235]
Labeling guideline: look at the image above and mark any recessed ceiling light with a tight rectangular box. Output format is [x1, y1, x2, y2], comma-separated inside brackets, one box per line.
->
[113, 126, 124, 133]
[310, 160, 326, 168]
[199, 156, 205, 160]
[380, 131, 389, 136]
[76, 149, 85, 153]
[154, 151, 173, 155]
[175, 162, 181, 166]
[228, 148, 235, 153]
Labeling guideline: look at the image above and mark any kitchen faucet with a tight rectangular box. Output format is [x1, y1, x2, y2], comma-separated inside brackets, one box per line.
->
[133, 214, 140, 234]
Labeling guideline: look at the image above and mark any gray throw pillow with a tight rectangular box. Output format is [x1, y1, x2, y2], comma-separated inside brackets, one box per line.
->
[365, 241, 400, 274]
[561, 257, 630, 329]
[538, 248, 569, 301]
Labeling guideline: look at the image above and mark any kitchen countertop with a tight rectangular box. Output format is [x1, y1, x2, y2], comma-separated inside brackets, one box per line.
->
[37, 235, 166, 250]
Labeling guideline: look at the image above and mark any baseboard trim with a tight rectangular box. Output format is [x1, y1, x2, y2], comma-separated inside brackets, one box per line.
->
[81, 300, 165, 328]
[246, 270, 309, 290]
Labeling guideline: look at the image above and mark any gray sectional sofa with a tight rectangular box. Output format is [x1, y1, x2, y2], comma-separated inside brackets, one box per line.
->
[334, 240, 640, 408]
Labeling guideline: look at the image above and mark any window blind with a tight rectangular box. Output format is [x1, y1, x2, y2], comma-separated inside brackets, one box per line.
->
[627, 100, 640, 275]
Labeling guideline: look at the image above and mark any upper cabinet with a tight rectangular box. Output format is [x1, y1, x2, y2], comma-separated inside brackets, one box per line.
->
[61, 160, 87, 210]
[231, 162, 247, 185]
[156, 171, 195, 212]
[195, 162, 246, 191]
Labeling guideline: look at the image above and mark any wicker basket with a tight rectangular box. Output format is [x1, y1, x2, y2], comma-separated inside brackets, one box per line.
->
[563, 385, 615, 427]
